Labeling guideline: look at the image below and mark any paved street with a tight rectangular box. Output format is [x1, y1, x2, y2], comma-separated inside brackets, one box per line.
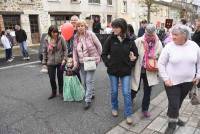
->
[0, 57, 163, 134]
[107, 91, 200, 134]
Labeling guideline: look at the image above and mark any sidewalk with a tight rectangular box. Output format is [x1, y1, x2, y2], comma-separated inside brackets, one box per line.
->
[0, 44, 39, 58]
[106, 91, 200, 134]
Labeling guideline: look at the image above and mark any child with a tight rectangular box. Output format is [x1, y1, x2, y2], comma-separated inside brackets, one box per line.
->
[63, 57, 85, 101]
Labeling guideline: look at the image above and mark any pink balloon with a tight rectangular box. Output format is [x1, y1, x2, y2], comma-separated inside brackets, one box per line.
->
[61, 23, 74, 41]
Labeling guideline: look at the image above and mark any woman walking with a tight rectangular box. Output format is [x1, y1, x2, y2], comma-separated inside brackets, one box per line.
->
[158, 24, 200, 134]
[102, 18, 138, 124]
[73, 20, 102, 110]
[42, 25, 67, 99]
[131, 24, 163, 118]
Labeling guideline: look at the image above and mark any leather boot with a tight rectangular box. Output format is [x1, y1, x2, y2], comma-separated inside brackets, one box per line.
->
[164, 122, 177, 134]
[48, 92, 56, 100]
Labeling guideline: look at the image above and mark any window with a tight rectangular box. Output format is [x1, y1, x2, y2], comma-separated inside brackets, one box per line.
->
[50, 15, 72, 28]
[107, 0, 112, 5]
[3, 15, 20, 30]
[107, 15, 112, 25]
[88, 0, 100, 4]
[29, 15, 39, 33]
[122, 0, 127, 13]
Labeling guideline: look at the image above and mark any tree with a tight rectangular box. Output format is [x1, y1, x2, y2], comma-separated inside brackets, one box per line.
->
[139, 0, 154, 23]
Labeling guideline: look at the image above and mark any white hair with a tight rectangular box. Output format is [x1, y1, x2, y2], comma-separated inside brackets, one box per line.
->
[171, 24, 190, 40]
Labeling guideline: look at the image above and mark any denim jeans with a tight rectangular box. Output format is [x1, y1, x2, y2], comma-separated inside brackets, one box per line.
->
[5, 48, 12, 60]
[80, 64, 95, 103]
[109, 75, 133, 117]
[19, 41, 29, 57]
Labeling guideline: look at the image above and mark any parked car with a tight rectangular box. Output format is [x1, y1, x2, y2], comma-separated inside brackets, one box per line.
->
[38, 33, 110, 62]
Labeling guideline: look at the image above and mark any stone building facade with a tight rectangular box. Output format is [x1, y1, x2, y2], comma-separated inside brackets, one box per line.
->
[0, 0, 48, 44]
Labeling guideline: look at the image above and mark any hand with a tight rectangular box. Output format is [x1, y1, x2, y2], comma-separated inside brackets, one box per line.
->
[61, 60, 66, 66]
[193, 78, 200, 85]
[164, 80, 173, 87]
[129, 52, 137, 61]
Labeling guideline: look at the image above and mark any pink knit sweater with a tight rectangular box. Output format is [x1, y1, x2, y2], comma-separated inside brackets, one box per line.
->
[73, 30, 102, 68]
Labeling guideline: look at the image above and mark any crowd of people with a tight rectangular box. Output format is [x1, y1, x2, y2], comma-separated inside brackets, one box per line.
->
[1, 15, 199, 134]
[41, 15, 200, 134]
[0, 25, 30, 62]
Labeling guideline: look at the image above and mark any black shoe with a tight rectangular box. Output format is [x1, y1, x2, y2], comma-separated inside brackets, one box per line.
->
[91, 95, 95, 100]
[177, 119, 185, 126]
[84, 102, 91, 110]
[48, 94, 56, 100]
[165, 122, 176, 134]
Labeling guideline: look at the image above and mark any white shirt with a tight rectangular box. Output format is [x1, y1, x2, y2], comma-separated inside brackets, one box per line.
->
[158, 40, 200, 85]
[1, 35, 11, 49]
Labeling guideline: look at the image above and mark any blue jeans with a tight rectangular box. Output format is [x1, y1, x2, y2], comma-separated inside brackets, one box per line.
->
[109, 75, 133, 117]
[19, 41, 29, 57]
[80, 64, 95, 103]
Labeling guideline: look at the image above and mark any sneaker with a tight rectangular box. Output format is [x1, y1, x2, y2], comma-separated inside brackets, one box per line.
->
[7, 58, 13, 62]
[40, 68, 48, 73]
[142, 111, 151, 118]
[23, 57, 26, 60]
[177, 119, 185, 126]
[126, 117, 133, 125]
[111, 110, 118, 117]
[83, 102, 91, 110]
[26, 56, 30, 60]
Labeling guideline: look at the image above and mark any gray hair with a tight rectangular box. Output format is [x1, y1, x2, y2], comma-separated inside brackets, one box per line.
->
[145, 24, 156, 34]
[171, 24, 190, 40]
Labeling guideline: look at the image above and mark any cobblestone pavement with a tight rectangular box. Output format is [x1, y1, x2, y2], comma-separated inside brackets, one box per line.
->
[107, 91, 200, 134]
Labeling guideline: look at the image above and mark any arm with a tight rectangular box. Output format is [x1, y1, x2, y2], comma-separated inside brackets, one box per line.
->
[91, 32, 102, 55]
[158, 47, 170, 81]
[61, 37, 67, 64]
[130, 41, 139, 67]
[72, 41, 79, 69]
[23, 30, 27, 41]
[157, 40, 163, 58]
[196, 47, 200, 79]
[101, 36, 111, 67]
[15, 32, 19, 42]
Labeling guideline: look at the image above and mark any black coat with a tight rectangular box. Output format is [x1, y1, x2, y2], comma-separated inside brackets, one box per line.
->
[101, 34, 139, 77]
[192, 30, 200, 47]
[15, 29, 27, 43]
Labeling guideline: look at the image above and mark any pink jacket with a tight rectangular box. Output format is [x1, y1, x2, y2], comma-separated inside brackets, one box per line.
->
[73, 30, 102, 68]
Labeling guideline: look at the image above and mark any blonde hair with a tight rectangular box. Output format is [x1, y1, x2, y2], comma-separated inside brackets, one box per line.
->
[76, 20, 87, 27]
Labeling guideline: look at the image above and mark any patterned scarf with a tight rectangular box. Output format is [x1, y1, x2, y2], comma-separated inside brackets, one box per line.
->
[143, 33, 157, 68]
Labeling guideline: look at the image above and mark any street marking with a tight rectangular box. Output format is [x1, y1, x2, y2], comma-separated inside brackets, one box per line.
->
[0, 61, 40, 70]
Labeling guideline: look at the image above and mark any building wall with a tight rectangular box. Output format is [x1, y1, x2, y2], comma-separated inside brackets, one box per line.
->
[0, 0, 47, 44]
[44, 0, 118, 29]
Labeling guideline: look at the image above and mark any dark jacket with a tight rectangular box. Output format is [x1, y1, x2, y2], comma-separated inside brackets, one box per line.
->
[137, 27, 145, 37]
[192, 30, 200, 47]
[15, 29, 27, 43]
[101, 34, 139, 77]
[92, 22, 102, 34]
